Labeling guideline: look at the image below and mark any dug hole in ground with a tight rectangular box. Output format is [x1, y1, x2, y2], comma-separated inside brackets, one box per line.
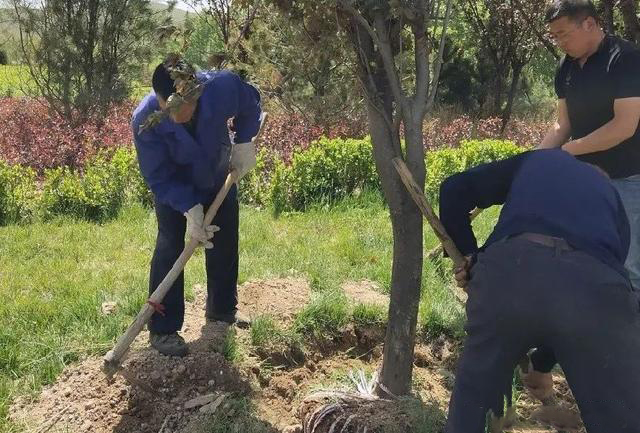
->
[10, 278, 584, 433]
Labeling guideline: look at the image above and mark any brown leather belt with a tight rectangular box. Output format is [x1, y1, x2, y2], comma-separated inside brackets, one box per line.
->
[512, 232, 573, 251]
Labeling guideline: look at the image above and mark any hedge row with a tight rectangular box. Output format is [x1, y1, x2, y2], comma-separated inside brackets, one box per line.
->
[244, 137, 524, 212]
[0, 148, 151, 224]
[0, 138, 524, 225]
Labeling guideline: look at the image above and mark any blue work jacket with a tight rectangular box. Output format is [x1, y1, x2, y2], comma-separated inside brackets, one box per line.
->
[131, 70, 261, 213]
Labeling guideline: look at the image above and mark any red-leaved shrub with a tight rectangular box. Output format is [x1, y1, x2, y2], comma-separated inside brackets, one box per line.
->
[0, 96, 548, 173]
[0, 98, 133, 172]
[424, 116, 551, 149]
[257, 112, 367, 163]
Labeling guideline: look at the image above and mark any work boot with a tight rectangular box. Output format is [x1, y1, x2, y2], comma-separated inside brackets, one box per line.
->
[206, 309, 251, 329]
[149, 332, 189, 357]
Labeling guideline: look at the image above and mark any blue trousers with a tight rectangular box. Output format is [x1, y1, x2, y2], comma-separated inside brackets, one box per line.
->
[446, 238, 640, 433]
[613, 174, 640, 290]
[148, 187, 239, 335]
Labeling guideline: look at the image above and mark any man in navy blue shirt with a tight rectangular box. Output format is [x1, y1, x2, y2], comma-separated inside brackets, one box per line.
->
[131, 63, 261, 356]
[440, 150, 640, 433]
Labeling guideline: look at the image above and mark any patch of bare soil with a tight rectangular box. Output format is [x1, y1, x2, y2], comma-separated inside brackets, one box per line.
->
[10, 278, 584, 433]
[341, 280, 388, 306]
[237, 278, 311, 323]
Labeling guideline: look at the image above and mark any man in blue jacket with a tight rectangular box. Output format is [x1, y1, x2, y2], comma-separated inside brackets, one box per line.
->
[131, 62, 261, 356]
[440, 150, 640, 433]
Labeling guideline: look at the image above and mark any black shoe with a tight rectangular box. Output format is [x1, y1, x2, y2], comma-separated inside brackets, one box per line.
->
[206, 309, 251, 328]
[149, 332, 189, 357]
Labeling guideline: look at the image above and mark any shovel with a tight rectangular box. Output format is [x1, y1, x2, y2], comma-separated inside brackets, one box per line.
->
[103, 113, 267, 373]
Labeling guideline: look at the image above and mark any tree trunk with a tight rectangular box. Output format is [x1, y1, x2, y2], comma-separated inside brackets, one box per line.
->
[602, 0, 616, 35]
[619, 0, 640, 44]
[501, 62, 523, 133]
[350, 31, 424, 395]
[492, 66, 506, 117]
[366, 101, 424, 397]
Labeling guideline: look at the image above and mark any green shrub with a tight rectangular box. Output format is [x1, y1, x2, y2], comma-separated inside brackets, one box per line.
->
[40, 148, 152, 221]
[459, 139, 523, 168]
[41, 167, 85, 219]
[270, 137, 379, 213]
[108, 147, 153, 207]
[0, 161, 38, 225]
[425, 148, 465, 202]
[238, 148, 275, 207]
[426, 139, 523, 201]
[42, 153, 121, 221]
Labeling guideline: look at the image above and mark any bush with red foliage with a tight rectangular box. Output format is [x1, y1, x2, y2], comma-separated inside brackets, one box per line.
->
[257, 112, 368, 163]
[0, 97, 547, 174]
[0, 98, 133, 172]
[424, 115, 551, 149]
[0, 98, 368, 171]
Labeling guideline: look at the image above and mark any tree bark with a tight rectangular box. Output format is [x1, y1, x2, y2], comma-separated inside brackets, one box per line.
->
[601, 0, 616, 35]
[619, 0, 640, 44]
[501, 62, 523, 132]
[366, 100, 424, 397]
[492, 67, 506, 117]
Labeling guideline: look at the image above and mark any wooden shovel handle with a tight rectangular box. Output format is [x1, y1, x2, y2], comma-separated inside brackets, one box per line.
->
[392, 158, 467, 267]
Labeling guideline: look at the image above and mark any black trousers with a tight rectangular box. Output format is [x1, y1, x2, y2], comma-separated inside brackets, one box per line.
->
[445, 237, 640, 433]
[148, 187, 239, 335]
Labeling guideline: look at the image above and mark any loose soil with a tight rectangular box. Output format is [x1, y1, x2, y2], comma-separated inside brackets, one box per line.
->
[10, 279, 584, 433]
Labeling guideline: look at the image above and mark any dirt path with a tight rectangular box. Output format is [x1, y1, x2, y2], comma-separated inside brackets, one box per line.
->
[10, 279, 583, 433]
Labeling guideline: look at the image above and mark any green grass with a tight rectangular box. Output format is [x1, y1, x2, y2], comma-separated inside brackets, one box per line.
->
[0, 64, 151, 101]
[293, 291, 350, 338]
[220, 328, 243, 363]
[249, 315, 298, 349]
[352, 303, 388, 327]
[0, 199, 499, 432]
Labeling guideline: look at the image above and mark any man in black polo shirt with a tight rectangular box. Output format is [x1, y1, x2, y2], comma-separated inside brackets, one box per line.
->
[531, 0, 640, 406]
[539, 0, 640, 288]
[440, 149, 640, 433]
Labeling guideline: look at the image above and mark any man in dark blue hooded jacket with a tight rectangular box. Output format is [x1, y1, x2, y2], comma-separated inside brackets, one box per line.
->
[131, 63, 261, 356]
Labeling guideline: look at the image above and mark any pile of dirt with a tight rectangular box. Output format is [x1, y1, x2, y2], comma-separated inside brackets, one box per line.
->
[10, 278, 584, 433]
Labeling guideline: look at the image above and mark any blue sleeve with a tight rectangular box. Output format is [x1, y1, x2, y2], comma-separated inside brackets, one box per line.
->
[439, 152, 530, 255]
[132, 123, 198, 213]
[230, 75, 261, 143]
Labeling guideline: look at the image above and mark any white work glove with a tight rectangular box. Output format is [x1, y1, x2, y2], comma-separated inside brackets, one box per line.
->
[184, 204, 219, 249]
[230, 141, 257, 179]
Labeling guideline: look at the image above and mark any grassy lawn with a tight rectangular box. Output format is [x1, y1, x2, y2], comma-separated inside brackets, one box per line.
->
[0, 64, 151, 100]
[0, 197, 499, 432]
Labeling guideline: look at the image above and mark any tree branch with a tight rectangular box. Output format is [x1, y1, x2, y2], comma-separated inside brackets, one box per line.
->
[413, 2, 429, 114]
[372, 13, 407, 109]
[426, 0, 452, 113]
[338, 1, 406, 123]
